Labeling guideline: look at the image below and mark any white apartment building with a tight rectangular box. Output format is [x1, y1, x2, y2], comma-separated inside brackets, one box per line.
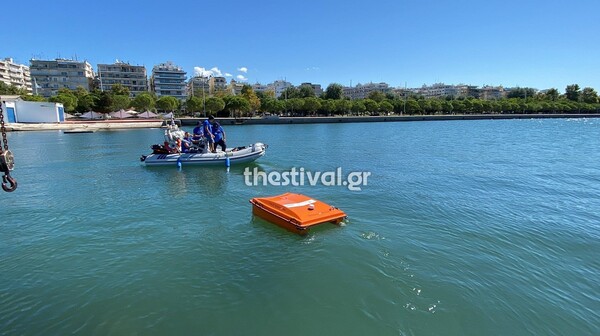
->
[268, 80, 293, 98]
[151, 61, 187, 100]
[343, 82, 391, 100]
[98, 61, 148, 97]
[0, 58, 32, 93]
[30, 58, 94, 97]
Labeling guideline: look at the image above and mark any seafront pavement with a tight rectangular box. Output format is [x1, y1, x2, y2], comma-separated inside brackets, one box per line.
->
[5, 121, 164, 131]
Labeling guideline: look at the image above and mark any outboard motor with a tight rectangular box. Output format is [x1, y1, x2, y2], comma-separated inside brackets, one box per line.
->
[252, 143, 265, 152]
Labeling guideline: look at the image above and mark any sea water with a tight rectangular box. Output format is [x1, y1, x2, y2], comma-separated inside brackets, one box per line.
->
[0, 119, 598, 335]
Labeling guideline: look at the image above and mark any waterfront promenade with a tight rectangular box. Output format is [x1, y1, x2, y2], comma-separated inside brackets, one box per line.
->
[5, 119, 163, 131]
[5, 113, 600, 131]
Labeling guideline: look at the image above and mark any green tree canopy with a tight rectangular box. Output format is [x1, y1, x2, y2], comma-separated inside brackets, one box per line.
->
[507, 87, 536, 99]
[324, 83, 344, 100]
[303, 97, 321, 115]
[581, 87, 598, 104]
[111, 95, 131, 111]
[76, 94, 97, 113]
[131, 92, 156, 111]
[545, 88, 560, 101]
[565, 84, 581, 101]
[441, 100, 454, 114]
[110, 83, 130, 97]
[261, 97, 284, 114]
[298, 84, 316, 98]
[156, 96, 179, 112]
[367, 91, 386, 103]
[335, 99, 352, 115]
[0, 82, 27, 95]
[20, 95, 46, 102]
[379, 100, 394, 113]
[285, 98, 304, 114]
[49, 92, 78, 112]
[429, 99, 442, 113]
[279, 87, 300, 100]
[405, 99, 421, 115]
[320, 99, 336, 115]
[95, 91, 114, 113]
[185, 96, 203, 113]
[205, 97, 225, 115]
[224, 95, 251, 117]
[241, 85, 261, 112]
[363, 99, 379, 113]
[351, 100, 366, 115]
[418, 99, 431, 113]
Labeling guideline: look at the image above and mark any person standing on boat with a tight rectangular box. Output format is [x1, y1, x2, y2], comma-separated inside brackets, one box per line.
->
[203, 116, 215, 153]
[212, 121, 227, 152]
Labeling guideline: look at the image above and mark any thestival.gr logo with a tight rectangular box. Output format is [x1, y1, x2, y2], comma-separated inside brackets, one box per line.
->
[243, 167, 371, 191]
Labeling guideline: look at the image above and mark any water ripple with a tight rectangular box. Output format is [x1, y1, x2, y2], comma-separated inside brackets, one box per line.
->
[1, 121, 599, 335]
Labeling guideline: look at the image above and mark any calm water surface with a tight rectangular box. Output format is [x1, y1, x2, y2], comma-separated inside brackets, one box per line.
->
[1, 119, 599, 335]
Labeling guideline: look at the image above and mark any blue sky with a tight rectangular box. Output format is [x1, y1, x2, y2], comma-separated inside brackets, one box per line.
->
[2, 0, 599, 91]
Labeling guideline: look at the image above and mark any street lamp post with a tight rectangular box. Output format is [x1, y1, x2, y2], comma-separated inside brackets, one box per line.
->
[202, 77, 206, 117]
[403, 82, 407, 115]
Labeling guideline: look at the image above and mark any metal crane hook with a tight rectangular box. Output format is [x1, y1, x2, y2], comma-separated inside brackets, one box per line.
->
[1, 174, 17, 192]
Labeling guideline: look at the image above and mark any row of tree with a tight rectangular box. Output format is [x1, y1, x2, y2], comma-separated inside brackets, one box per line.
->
[253, 95, 600, 116]
[1, 81, 599, 116]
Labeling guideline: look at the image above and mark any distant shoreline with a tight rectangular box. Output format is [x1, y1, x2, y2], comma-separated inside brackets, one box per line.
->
[5, 113, 600, 131]
[181, 113, 600, 126]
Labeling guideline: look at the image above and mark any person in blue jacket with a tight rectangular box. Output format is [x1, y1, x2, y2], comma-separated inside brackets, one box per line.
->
[203, 116, 215, 152]
[181, 132, 193, 153]
[192, 121, 203, 141]
[212, 121, 227, 152]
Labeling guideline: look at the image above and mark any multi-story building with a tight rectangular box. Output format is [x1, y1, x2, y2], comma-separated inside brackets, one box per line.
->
[208, 76, 227, 94]
[98, 61, 148, 97]
[151, 61, 187, 100]
[252, 83, 269, 93]
[300, 82, 323, 97]
[229, 79, 245, 95]
[480, 86, 506, 99]
[410, 83, 480, 99]
[343, 82, 391, 100]
[0, 58, 32, 93]
[267, 80, 293, 98]
[29, 58, 94, 97]
[187, 76, 209, 97]
[411, 83, 455, 98]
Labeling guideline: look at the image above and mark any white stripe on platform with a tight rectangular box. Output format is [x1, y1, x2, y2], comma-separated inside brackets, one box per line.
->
[284, 199, 316, 208]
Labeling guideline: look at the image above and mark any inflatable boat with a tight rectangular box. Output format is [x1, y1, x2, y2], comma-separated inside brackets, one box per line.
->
[141, 142, 267, 166]
[140, 121, 267, 166]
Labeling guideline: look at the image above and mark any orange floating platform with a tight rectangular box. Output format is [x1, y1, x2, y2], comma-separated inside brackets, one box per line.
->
[250, 193, 347, 235]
